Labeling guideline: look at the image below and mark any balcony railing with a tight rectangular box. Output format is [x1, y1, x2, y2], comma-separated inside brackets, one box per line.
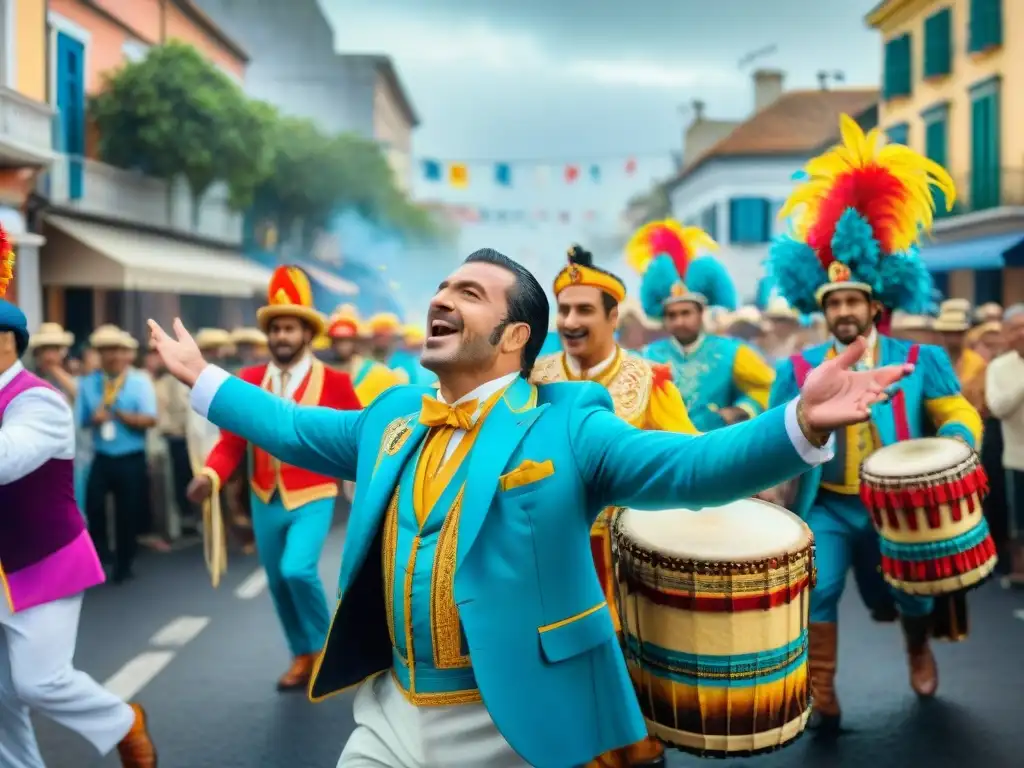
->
[934, 168, 1024, 220]
[39, 154, 243, 245]
[0, 86, 55, 164]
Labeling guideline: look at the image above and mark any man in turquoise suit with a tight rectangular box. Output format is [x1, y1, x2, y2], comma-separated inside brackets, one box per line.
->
[151, 248, 909, 768]
[766, 115, 983, 735]
[625, 220, 775, 431]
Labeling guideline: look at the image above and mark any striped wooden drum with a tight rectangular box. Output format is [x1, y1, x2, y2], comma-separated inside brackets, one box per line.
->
[613, 500, 814, 758]
[860, 437, 997, 595]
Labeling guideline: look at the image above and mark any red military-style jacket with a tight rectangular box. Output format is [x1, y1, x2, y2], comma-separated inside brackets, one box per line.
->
[202, 358, 360, 510]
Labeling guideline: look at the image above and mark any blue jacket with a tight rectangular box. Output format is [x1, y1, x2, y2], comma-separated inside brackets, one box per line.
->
[769, 335, 982, 520]
[202, 371, 822, 767]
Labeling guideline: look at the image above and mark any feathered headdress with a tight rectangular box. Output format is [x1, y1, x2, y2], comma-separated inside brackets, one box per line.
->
[768, 114, 953, 315]
[0, 224, 14, 299]
[625, 220, 737, 318]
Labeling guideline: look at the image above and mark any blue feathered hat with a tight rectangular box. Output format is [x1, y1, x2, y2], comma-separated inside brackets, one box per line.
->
[625, 220, 737, 319]
[767, 115, 955, 315]
[0, 300, 28, 356]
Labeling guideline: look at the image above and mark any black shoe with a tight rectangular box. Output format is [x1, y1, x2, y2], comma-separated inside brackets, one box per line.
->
[112, 569, 136, 584]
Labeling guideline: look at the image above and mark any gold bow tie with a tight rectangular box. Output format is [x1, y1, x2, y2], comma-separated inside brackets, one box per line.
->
[419, 396, 479, 430]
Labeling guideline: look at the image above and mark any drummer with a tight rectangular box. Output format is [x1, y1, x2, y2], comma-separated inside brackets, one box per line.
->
[765, 115, 983, 732]
[531, 243, 699, 768]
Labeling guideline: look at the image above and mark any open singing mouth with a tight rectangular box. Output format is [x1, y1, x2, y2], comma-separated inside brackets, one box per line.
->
[430, 319, 458, 338]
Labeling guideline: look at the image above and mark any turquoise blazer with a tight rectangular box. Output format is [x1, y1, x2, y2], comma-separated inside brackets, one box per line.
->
[769, 335, 980, 521]
[203, 372, 821, 767]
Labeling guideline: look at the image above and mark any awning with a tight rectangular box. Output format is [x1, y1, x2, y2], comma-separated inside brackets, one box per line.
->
[42, 215, 272, 297]
[0, 206, 45, 247]
[919, 232, 1024, 272]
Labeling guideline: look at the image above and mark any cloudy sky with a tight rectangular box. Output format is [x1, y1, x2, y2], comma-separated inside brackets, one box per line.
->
[322, 0, 884, 307]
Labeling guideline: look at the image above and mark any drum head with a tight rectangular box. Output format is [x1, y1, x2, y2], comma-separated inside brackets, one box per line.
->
[618, 499, 807, 561]
[862, 437, 971, 478]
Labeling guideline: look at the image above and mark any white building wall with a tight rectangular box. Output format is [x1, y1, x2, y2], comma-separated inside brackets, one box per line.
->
[668, 156, 807, 302]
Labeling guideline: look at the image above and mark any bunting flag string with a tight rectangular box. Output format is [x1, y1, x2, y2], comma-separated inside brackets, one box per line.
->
[419, 151, 665, 188]
[423, 202, 605, 226]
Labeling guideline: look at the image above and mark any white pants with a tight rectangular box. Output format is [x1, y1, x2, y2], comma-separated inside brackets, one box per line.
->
[0, 593, 135, 768]
[339, 672, 530, 767]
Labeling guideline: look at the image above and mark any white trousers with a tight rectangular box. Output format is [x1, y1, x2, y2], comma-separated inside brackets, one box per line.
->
[339, 672, 531, 768]
[0, 593, 135, 768]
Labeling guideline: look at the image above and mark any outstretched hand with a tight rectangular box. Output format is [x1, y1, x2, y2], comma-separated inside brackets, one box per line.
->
[800, 336, 912, 432]
[148, 318, 207, 388]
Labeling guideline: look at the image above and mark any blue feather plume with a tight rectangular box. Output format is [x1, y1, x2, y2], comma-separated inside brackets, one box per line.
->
[639, 254, 680, 319]
[687, 256, 738, 310]
[878, 248, 934, 314]
[766, 234, 825, 315]
[831, 209, 881, 293]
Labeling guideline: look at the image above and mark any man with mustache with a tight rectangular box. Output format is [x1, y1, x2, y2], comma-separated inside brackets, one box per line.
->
[766, 116, 983, 733]
[152, 247, 909, 767]
[629, 221, 776, 432]
[186, 266, 361, 691]
[531, 244, 698, 767]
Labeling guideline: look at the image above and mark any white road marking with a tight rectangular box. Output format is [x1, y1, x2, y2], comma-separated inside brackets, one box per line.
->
[149, 616, 210, 647]
[104, 652, 176, 701]
[235, 567, 268, 599]
[1013, 609, 1024, 622]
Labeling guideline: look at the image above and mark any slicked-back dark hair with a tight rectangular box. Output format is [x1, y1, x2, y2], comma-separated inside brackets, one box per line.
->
[463, 248, 549, 377]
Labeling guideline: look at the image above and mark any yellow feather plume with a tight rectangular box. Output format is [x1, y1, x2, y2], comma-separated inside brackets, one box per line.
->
[625, 219, 718, 275]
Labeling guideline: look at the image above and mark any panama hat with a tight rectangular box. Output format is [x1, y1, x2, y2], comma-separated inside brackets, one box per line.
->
[89, 324, 136, 349]
[194, 328, 232, 350]
[230, 327, 267, 346]
[932, 299, 972, 333]
[28, 322, 74, 349]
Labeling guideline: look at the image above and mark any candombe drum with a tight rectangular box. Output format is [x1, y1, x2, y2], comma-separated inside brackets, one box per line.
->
[859, 437, 997, 595]
[612, 500, 814, 757]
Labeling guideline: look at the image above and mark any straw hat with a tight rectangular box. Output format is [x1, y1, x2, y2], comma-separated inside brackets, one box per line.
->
[932, 299, 972, 332]
[255, 265, 327, 335]
[28, 322, 74, 349]
[366, 312, 402, 337]
[890, 313, 931, 331]
[229, 327, 267, 346]
[326, 304, 361, 340]
[194, 328, 232, 350]
[966, 320, 1001, 345]
[89, 324, 136, 349]
[403, 323, 425, 345]
[974, 302, 1002, 324]
[617, 296, 660, 330]
[764, 296, 800, 321]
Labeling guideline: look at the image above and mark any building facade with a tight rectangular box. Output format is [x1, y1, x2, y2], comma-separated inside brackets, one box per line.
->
[868, 0, 1022, 306]
[192, 0, 419, 191]
[665, 69, 878, 302]
[0, 0, 53, 328]
[37, 0, 270, 343]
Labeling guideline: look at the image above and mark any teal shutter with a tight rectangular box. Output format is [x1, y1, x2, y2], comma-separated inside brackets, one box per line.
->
[729, 198, 771, 244]
[924, 117, 949, 214]
[969, 0, 1003, 52]
[970, 85, 1001, 210]
[700, 205, 718, 240]
[924, 8, 952, 77]
[887, 123, 910, 145]
[883, 36, 913, 98]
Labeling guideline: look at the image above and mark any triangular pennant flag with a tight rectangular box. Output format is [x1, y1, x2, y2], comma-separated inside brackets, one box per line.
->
[624, 157, 637, 175]
[494, 163, 512, 186]
[422, 159, 442, 181]
[589, 164, 601, 182]
[564, 165, 579, 183]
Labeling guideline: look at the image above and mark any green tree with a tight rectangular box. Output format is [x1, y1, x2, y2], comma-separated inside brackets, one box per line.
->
[90, 42, 273, 212]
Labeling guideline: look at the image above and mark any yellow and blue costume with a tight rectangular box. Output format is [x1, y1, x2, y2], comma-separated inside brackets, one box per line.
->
[628, 221, 774, 430]
[766, 114, 983, 725]
[327, 305, 404, 405]
[194, 361, 828, 765]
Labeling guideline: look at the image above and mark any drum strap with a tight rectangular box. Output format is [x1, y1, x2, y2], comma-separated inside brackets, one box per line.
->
[790, 343, 919, 440]
[890, 344, 919, 441]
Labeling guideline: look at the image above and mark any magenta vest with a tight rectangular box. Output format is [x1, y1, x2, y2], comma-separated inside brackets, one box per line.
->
[0, 369, 105, 612]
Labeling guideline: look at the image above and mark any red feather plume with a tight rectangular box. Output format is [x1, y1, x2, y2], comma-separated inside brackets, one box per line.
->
[804, 166, 906, 268]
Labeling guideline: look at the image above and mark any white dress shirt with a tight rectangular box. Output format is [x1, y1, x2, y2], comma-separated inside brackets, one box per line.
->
[564, 348, 617, 380]
[0, 361, 76, 485]
[266, 353, 313, 399]
[434, 371, 519, 463]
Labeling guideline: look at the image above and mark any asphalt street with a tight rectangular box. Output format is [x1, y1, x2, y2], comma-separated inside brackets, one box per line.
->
[33, 511, 1024, 768]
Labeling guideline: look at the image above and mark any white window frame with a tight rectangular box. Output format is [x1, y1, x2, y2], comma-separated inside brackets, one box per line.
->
[47, 11, 92, 110]
[1, 0, 16, 90]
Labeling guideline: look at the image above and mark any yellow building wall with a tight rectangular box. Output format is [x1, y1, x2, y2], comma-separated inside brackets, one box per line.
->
[871, 0, 1022, 205]
[13, 0, 48, 103]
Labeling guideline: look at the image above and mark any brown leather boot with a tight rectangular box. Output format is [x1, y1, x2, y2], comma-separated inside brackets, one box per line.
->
[808, 622, 841, 733]
[277, 653, 315, 691]
[901, 615, 938, 697]
[624, 735, 665, 766]
[117, 703, 157, 767]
